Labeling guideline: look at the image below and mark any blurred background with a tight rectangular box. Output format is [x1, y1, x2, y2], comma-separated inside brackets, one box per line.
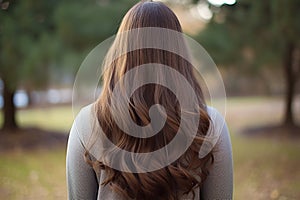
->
[0, 0, 299, 199]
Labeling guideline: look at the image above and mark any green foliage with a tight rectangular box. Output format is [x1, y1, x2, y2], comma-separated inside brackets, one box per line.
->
[55, 0, 136, 50]
[195, 0, 300, 70]
[0, 0, 60, 89]
[0, 0, 138, 129]
[54, 0, 138, 75]
[194, 21, 238, 65]
[0, 0, 138, 90]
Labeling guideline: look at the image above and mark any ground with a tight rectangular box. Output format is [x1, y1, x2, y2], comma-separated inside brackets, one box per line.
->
[0, 97, 299, 200]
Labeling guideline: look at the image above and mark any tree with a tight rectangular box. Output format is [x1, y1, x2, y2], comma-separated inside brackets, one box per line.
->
[0, 0, 138, 131]
[195, 0, 300, 127]
[0, 0, 60, 130]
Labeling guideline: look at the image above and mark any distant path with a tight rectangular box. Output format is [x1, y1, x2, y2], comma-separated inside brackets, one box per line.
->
[226, 96, 300, 135]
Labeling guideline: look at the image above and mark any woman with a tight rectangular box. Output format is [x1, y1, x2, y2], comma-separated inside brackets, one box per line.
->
[66, 1, 233, 199]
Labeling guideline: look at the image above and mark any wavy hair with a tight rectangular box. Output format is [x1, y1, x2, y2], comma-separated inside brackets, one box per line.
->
[85, 1, 214, 199]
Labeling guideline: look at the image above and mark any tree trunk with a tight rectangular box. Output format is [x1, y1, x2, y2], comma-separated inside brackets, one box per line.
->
[283, 42, 296, 127]
[2, 80, 18, 131]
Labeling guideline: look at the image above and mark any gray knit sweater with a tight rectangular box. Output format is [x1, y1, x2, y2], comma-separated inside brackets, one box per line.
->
[66, 104, 233, 200]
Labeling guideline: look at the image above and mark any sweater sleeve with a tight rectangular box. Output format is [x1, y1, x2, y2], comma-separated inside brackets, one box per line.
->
[66, 108, 99, 200]
[200, 107, 233, 200]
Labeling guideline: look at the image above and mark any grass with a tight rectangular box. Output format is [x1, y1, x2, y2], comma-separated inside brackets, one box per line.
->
[0, 106, 74, 133]
[0, 105, 72, 199]
[18, 106, 74, 132]
[232, 136, 300, 200]
[0, 97, 299, 199]
[0, 149, 66, 200]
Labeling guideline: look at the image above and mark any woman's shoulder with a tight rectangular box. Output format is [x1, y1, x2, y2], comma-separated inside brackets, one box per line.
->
[74, 103, 95, 127]
[206, 106, 225, 122]
[197, 106, 229, 158]
[206, 106, 227, 131]
[76, 103, 94, 119]
[70, 103, 96, 145]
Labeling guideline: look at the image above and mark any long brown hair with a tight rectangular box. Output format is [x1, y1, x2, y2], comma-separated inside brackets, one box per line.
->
[86, 1, 213, 199]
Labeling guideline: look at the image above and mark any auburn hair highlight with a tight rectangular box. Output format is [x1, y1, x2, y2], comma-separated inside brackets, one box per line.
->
[85, 1, 214, 199]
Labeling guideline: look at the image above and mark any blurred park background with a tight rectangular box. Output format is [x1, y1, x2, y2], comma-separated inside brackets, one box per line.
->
[0, 0, 299, 199]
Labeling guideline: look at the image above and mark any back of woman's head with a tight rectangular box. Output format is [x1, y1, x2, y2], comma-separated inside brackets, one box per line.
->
[120, 0, 182, 31]
[87, 1, 213, 199]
